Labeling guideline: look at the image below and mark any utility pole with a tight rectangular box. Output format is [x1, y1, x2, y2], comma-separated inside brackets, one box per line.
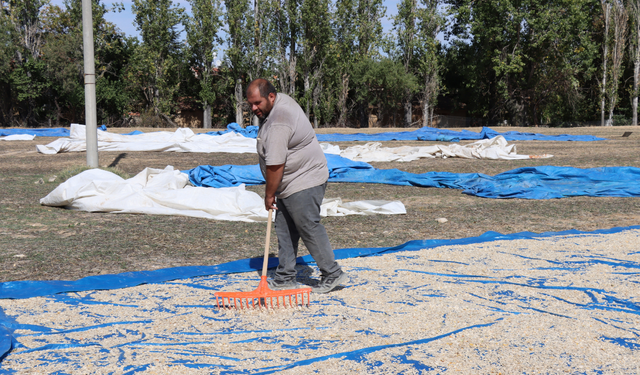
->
[82, 0, 99, 167]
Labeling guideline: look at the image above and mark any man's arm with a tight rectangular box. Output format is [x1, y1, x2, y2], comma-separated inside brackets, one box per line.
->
[264, 164, 284, 211]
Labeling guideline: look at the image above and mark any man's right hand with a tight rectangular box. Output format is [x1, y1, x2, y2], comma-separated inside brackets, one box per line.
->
[265, 195, 277, 211]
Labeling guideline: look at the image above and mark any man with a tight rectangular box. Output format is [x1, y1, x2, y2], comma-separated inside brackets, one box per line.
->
[246, 78, 347, 294]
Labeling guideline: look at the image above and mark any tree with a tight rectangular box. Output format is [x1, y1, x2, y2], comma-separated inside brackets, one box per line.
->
[605, 0, 627, 126]
[185, 0, 223, 128]
[0, 3, 17, 125]
[332, 0, 385, 127]
[601, 0, 611, 126]
[223, 0, 251, 125]
[272, 0, 299, 97]
[38, 0, 130, 126]
[393, 0, 418, 127]
[299, 0, 332, 127]
[630, 0, 640, 125]
[447, 0, 600, 126]
[415, 0, 442, 127]
[129, 0, 184, 126]
[331, 0, 358, 127]
[352, 57, 418, 126]
[393, 0, 442, 127]
[353, 0, 385, 128]
[3, 0, 49, 126]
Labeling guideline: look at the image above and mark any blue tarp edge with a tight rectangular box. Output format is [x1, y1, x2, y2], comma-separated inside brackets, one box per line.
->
[1, 224, 640, 362]
[2, 225, 638, 301]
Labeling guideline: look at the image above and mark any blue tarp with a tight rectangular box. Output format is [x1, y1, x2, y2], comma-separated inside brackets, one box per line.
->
[315, 126, 607, 142]
[205, 123, 259, 138]
[0, 124, 606, 141]
[1, 225, 639, 368]
[0, 126, 105, 137]
[1, 225, 637, 301]
[194, 124, 607, 142]
[187, 155, 640, 199]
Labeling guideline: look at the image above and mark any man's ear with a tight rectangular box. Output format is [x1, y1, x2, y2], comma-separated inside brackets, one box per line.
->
[268, 92, 276, 103]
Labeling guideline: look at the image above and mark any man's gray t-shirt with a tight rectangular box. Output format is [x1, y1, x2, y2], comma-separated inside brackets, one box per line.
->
[257, 93, 328, 198]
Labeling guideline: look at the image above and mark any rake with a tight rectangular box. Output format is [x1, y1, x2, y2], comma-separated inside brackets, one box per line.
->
[215, 209, 312, 309]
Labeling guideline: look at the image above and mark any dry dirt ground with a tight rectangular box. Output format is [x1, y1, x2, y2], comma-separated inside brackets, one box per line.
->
[1, 125, 639, 283]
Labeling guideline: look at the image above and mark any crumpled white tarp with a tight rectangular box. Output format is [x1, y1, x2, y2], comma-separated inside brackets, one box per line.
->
[36, 125, 551, 162]
[40, 166, 406, 222]
[36, 124, 256, 154]
[1, 134, 36, 141]
[321, 136, 552, 162]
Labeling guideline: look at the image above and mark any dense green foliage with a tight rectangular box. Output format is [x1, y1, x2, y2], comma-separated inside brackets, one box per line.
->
[0, 0, 635, 127]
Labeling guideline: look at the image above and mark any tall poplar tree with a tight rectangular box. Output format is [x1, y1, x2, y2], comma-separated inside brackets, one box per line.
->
[299, 0, 331, 126]
[272, 0, 299, 96]
[606, 0, 627, 126]
[129, 0, 184, 126]
[333, 0, 385, 127]
[394, 0, 442, 127]
[332, 0, 358, 127]
[415, 0, 442, 127]
[224, 0, 251, 125]
[601, 0, 611, 126]
[630, 0, 640, 125]
[394, 0, 419, 127]
[353, 0, 385, 128]
[185, 0, 223, 128]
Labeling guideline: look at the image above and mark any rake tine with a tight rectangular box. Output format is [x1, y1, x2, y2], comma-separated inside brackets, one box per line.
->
[213, 210, 313, 311]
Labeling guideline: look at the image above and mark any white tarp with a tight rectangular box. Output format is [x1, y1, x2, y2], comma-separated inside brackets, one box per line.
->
[36, 125, 551, 162]
[1, 134, 36, 141]
[321, 136, 552, 162]
[36, 124, 257, 154]
[40, 166, 406, 222]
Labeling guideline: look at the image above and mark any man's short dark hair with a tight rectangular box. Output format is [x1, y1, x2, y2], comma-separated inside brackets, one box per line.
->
[248, 78, 277, 99]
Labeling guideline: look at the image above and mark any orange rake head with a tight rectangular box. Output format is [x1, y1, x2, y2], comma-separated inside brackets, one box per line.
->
[215, 275, 312, 309]
[215, 209, 311, 310]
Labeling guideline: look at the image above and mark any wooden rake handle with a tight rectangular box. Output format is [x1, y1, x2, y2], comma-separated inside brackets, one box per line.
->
[262, 209, 273, 277]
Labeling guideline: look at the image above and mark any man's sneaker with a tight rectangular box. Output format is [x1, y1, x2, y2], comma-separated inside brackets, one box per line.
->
[267, 278, 298, 290]
[312, 271, 348, 294]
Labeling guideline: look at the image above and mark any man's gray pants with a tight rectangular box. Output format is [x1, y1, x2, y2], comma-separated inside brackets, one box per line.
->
[274, 183, 341, 281]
